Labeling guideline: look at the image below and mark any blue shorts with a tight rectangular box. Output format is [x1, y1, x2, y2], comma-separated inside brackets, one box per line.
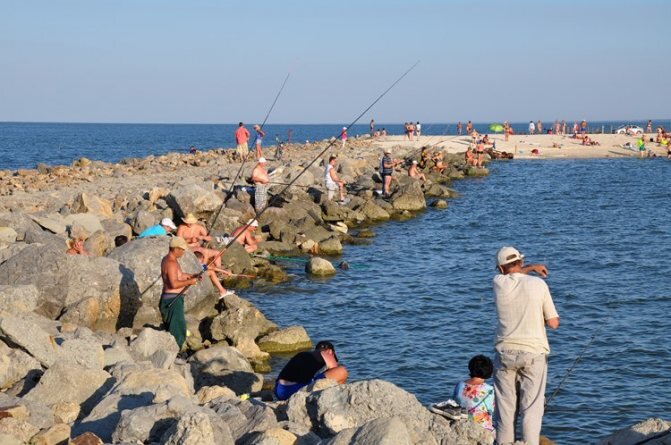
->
[274, 372, 325, 401]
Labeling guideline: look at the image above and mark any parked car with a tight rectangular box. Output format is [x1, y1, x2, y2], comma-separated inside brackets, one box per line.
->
[615, 125, 644, 135]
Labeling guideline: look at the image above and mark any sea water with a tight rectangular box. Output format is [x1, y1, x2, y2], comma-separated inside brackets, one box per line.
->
[245, 159, 671, 444]
[1, 120, 669, 171]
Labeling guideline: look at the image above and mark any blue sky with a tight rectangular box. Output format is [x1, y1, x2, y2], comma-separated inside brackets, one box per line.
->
[1, 0, 669, 124]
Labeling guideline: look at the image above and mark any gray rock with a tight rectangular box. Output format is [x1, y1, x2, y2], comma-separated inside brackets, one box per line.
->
[207, 398, 278, 442]
[596, 417, 671, 445]
[161, 411, 218, 445]
[305, 257, 336, 277]
[103, 344, 134, 368]
[0, 314, 59, 367]
[108, 237, 215, 328]
[0, 242, 29, 265]
[242, 428, 299, 445]
[0, 393, 55, 430]
[167, 184, 224, 221]
[318, 237, 343, 255]
[0, 285, 39, 314]
[323, 417, 412, 445]
[359, 201, 390, 221]
[0, 212, 43, 241]
[131, 209, 157, 235]
[287, 379, 488, 444]
[391, 182, 426, 212]
[0, 227, 17, 244]
[258, 326, 313, 353]
[0, 341, 42, 390]
[220, 241, 254, 274]
[112, 396, 233, 445]
[28, 214, 68, 235]
[100, 219, 133, 242]
[210, 295, 277, 343]
[0, 417, 40, 443]
[0, 244, 124, 330]
[25, 361, 112, 414]
[72, 193, 114, 218]
[64, 213, 105, 236]
[188, 344, 262, 394]
[59, 337, 105, 370]
[129, 327, 179, 369]
[430, 199, 448, 209]
[84, 229, 112, 256]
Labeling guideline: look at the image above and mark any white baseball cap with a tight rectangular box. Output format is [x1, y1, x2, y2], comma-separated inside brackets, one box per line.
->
[258, 157, 267, 163]
[496, 246, 525, 266]
[247, 219, 259, 227]
[161, 218, 177, 230]
[342, 127, 347, 130]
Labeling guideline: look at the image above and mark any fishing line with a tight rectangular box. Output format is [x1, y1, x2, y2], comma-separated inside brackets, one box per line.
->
[167, 61, 420, 308]
[209, 72, 291, 230]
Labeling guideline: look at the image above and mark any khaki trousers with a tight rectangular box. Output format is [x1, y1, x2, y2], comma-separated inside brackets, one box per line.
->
[494, 350, 547, 445]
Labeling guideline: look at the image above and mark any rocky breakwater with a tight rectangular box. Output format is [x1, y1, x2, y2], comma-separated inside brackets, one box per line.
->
[0, 137, 500, 443]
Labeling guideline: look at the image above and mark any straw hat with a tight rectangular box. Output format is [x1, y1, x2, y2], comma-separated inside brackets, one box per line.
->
[169, 237, 189, 251]
[183, 213, 198, 224]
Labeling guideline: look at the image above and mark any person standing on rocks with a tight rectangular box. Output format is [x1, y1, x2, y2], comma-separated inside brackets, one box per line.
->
[138, 217, 177, 238]
[253, 124, 265, 159]
[380, 148, 400, 198]
[235, 122, 251, 161]
[457, 121, 463, 135]
[274, 341, 348, 401]
[340, 127, 348, 149]
[493, 246, 559, 445]
[324, 155, 347, 203]
[160, 236, 202, 350]
[370, 119, 375, 136]
[251, 157, 270, 212]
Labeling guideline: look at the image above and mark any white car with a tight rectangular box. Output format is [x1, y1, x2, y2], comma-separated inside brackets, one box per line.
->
[615, 125, 644, 135]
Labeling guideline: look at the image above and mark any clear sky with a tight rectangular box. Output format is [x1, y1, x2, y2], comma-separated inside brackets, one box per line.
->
[1, 0, 669, 124]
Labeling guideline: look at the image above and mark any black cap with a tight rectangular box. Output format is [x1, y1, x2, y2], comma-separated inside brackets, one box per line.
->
[315, 341, 338, 362]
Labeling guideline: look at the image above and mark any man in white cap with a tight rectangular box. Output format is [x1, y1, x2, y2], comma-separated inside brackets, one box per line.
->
[251, 157, 270, 212]
[492, 246, 559, 445]
[230, 219, 260, 253]
[159, 236, 202, 350]
[138, 217, 177, 238]
[380, 148, 400, 198]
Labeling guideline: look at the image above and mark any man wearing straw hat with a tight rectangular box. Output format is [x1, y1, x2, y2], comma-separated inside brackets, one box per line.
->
[160, 236, 202, 350]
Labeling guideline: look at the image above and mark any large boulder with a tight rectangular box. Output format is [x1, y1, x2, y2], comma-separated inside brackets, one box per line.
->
[72, 193, 114, 218]
[188, 344, 263, 394]
[207, 397, 279, 442]
[108, 237, 215, 328]
[167, 184, 224, 221]
[0, 341, 41, 390]
[323, 416, 412, 445]
[596, 418, 671, 445]
[391, 182, 426, 212]
[128, 327, 180, 369]
[25, 362, 112, 414]
[0, 314, 60, 367]
[210, 295, 277, 344]
[0, 244, 123, 330]
[0, 227, 17, 244]
[161, 411, 219, 445]
[0, 393, 55, 431]
[257, 326, 312, 353]
[287, 379, 491, 444]
[0, 285, 39, 314]
[359, 201, 391, 221]
[305, 257, 336, 277]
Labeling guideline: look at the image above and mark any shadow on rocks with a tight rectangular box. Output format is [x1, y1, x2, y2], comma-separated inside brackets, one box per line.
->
[116, 264, 141, 331]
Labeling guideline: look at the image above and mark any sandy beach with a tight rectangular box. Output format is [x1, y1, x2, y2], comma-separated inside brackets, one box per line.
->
[372, 133, 668, 160]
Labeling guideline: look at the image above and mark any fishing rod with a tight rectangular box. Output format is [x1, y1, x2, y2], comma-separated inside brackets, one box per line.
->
[209, 72, 291, 230]
[544, 309, 614, 408]
[166, 61, 420, 308]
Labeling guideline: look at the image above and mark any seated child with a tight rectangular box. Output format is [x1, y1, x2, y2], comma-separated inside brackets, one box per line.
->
[453, 355, 496, 432]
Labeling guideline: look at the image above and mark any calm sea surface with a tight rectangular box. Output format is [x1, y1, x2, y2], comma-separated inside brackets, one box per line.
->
[1, 120, 669, 170]
[245, 158, 671, 444]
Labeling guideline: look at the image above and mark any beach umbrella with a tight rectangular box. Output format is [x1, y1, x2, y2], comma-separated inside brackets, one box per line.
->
[489, 124, 504, 133]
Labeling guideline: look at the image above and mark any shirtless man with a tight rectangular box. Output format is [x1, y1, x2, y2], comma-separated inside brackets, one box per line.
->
[466, 121, 473, 136]
[159, 237, 202, 350]
[457, 121, 463, 135]
[253, 124, 265, 159]
[465, 146, 477, 166]
[194, 251, 234, 299]
[66, 238, 89, 256]
[252, 157, 270, 212]
[231, 219, 260, 253]
[176, 214, 222, 269]
[408, 160, 426, 181]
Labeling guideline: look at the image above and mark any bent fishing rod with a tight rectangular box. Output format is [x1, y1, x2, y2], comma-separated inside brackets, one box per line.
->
[544, 307, 614, 408]
[208, 72, 291, 231]
[167, 61, 420, 307]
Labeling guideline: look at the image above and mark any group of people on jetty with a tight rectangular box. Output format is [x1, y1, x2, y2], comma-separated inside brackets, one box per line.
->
[64, 124, 558, 445]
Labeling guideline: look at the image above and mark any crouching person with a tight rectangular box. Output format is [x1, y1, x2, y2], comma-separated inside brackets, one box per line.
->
[274, 341, 348, 401]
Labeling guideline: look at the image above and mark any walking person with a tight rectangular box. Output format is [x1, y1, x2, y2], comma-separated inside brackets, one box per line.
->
[415, 121, 422, 138]
[340, 127, 347, 149]
[528, 121, 536, 135]
[492, 246, 560, 445]
[466, 121, 473, 135]
[235, 122, 251, 161]
[253, 124, 265, 159]
[370, 119, 375, 136]
[457, 121, 463, 135]
[536, 120, 543, 134]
